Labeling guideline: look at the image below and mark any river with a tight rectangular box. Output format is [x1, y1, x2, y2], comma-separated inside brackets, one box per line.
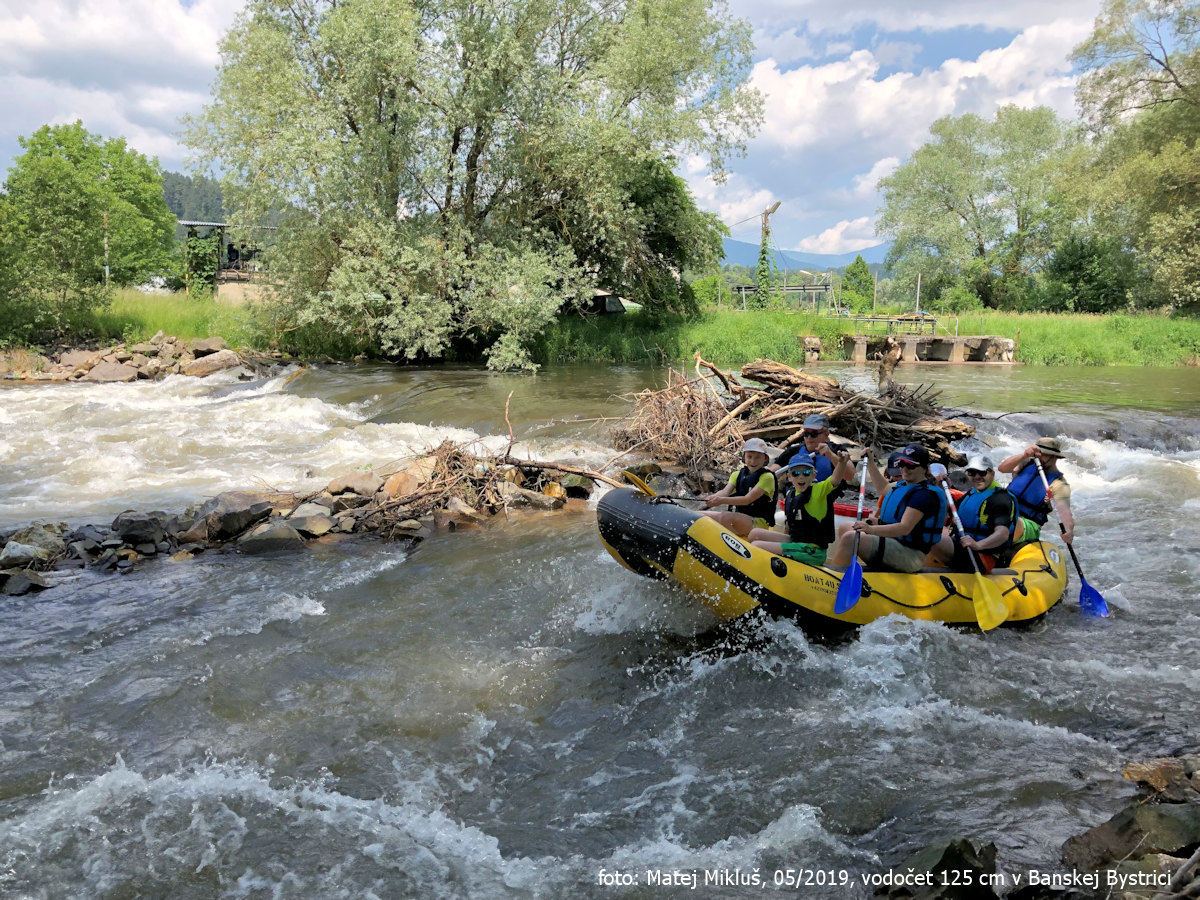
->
[1, 362, 1198, 898]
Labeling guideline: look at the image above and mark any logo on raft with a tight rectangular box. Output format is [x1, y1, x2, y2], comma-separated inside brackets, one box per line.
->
[1048, 548, 1062, 565]
[721, 533, 752, 559]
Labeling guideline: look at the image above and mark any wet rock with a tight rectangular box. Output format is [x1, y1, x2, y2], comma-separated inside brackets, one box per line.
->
[560, 474, 595, 499]
[624, 462, 662, 479]
[289, 502, 332, 519]
[111, 511, 169, 546]
[327, 472, 384, 496]
[3, 569, 50, 596]
[331, 494, 372, 514]
[380, 458, 438, 498]
[238, 522, 306, 553]
[497, 481, 564, 510]
[191, 337, 229, 357]
[290, 515, 335, 538]
[135, 543, 158, 556]
[182, 349, 241, 377]
[541, 481, 567, 501]
[129, 343, 157, 356]
[1123, 758, 1199, 802]
[59, 349, 100, 368]
[875, 838, 999, 899]
[196, 491, 273, 541]
[175, 518, 208, 544]
[8, 523, 69, 558]
[1062, 802, 1200, 871]
[83, 361, 139, 383]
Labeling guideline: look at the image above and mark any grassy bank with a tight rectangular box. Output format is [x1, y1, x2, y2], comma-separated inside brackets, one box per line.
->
[536, 308, 1200, 368]
[87, 289, 264, 348]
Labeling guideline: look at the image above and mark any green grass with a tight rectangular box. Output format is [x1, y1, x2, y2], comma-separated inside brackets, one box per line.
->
[537, 307, 1200, 368]
[88, 289, 264, 348]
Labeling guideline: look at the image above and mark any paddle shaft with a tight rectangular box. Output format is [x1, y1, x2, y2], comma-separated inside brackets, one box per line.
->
[1032, 457, 1071, 542]
[848, 457, 869, 559]
[942, 484, 986, 577]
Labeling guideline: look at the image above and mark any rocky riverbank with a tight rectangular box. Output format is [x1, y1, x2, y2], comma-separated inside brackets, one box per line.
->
[0, 331, 277, 382]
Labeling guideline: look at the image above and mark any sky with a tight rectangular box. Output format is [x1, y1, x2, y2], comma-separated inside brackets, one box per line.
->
[0, 0, 1105, 254]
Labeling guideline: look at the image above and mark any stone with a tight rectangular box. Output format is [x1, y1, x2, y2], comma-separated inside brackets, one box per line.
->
[114, 350, 133, 362]
[876, 838, 998, 899]
[9, 523, 69, 555]
[331, 494, 372, 514]
[380, 457, 438, 498]
[175, 519, 208, 544]
[59, 349, 100, 368]
[326, 471, 384, 496]
[289, 502, 332, 519]
[111, 510, 169, 546]
[149, 330, 165, 345]
[1123, 758, 1198, 801]
[560, 474, 595, 499]
[182, 349, 241, 377]
[134, 543, 158, 556]
[83, 362, 139, 383]
[624, 462, 662, 479]
[129, 343, 157, 355]
[129, 353, 151, 368]
[1062, 802, 1200, 871]
[237, 522, 306, 553]
[196, 491, 274, 541]
[497, 480, 564, 510]
[191, 337, 229, 357]
[290, 515, 335, 538]
[0, 541, 52, 568]
[4, 569, 50, 596]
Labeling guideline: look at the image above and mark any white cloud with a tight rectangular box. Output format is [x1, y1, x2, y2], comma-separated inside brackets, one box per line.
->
[795, 216, 879, 254]
[850, 157, 900, 199]
[728, 0, 1101, 34]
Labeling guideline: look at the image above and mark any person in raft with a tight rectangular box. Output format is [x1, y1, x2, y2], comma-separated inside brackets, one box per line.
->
[700, 437, 777, 537]
[749, 447, 853, 565]
[770, 413, 837, 483]
[997, 436, 1074, 545]
[927, 454, 1016, 573]
[825, 443, 947, 573]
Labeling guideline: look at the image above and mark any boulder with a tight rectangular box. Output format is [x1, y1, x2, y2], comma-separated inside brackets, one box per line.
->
[1123, 758, 1199, 802]
[191, 337, 229, 357]
[326, 471, 384, 496]
[196, 491, 274, 541]
[3, 569, 50, 596]
[0, 541, 52, 568]
[149, 330, 165, 345]
[497, 480, 564, 510]
[1062, 802, 1200, 871]
[129, 343, 157, 355]
[560, 474, 595, 499]
[182, 349, 241, 377]
[331, 493, 371, 514]
[289, 502, 333, 519]
[111, 511, 170, 546]
[876, 838, 999, 899]
[60, 349, 100, 368]
[84, 362, 139, 383]
[380, 457, 439, 498]
[237, 522, 306, 553]
[290, 515, 335, 538]
[5, 524, 68, 561]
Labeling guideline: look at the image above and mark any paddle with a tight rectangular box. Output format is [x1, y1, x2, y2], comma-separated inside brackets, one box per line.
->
[833, 457, 869, 614]
[941, 484, 1008, 631]
[1034, 458, 1110, 617]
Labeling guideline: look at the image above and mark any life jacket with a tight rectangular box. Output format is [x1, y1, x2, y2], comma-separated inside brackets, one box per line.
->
[732, 466, 776, 523]
[1008, 464, 1061, 524]
[957, 485, 1016, 545]
[878, 480, 946, 552]
[784, 482, 835, 547]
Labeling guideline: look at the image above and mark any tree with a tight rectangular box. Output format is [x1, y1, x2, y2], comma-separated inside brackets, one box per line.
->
[877, 106, 1080, 309]
[1, 121, 176, 337]
[162, 171, 224, 221]
[842, 254, 873, 297]
[189, 0, 760, 369]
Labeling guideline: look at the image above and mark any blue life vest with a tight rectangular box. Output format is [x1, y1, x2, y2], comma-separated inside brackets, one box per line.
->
[783, 483, 835, 547]
[957, 486, 1016, 545]
[1008, 464, 1061, 524]
[732, 466, 776, 522]
[878, 481, 946, 552]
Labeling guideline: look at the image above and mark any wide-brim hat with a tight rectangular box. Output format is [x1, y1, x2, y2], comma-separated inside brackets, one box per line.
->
[1035, 437, 1065, 457]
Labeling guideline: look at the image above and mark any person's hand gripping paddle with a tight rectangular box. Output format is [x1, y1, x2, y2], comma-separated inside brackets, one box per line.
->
[1034, 458, 1109, 617]
[834, 457, 870, 615]
[942, 484, 1008, 631]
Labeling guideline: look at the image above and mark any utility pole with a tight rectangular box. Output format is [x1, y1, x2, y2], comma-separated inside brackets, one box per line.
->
[756, 201, 781, 306]
[873, 270, 878, 313]
[103, 212, 110, 289]
[915, 271, 922, 315]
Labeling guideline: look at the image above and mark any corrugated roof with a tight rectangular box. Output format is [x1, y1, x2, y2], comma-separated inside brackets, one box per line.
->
[177, 220, 228, 227]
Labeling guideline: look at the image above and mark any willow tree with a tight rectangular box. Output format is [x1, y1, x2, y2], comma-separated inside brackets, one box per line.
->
[188, 0, 759, 368]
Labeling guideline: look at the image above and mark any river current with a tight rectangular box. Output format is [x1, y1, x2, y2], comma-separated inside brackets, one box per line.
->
[1, 362, 1198, 898]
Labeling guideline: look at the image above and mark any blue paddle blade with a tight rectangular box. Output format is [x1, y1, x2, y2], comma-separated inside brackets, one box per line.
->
[1078, 578, 1110, 617]
[834, 560, 863, 614]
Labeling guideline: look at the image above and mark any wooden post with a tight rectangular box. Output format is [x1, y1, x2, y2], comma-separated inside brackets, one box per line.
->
[915, 272, 922, 315]
[872, 269, 878, 312]
[103, 211, 109, 288]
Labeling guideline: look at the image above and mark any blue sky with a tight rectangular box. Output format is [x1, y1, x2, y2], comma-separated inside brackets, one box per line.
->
[0, 0, 1103, 254]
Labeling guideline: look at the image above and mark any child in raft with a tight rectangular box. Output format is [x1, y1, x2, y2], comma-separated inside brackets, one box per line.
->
[700, 438, 777, 537]
[749, 446, 853, 566]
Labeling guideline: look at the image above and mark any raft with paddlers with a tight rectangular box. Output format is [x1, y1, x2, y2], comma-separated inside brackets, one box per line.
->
[597, 487, 1069, 634]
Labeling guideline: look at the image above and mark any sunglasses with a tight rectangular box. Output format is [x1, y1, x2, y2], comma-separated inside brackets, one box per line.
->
[895, 460, 920, 470]
[789, 467, 816, 477]
[965, 468, 989, 477]
[801, 430, 827, 438]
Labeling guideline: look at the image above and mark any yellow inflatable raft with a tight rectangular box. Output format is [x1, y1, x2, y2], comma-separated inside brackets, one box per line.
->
[597, 488, 1068, 632]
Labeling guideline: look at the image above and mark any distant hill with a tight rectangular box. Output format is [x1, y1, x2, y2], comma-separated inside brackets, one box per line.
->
[721, 237, 891, 272]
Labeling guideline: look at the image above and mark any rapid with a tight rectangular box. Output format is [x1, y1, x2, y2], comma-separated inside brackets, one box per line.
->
[1, 362, 1198, 898]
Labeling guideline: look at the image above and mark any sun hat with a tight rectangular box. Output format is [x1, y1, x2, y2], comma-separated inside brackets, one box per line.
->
[964, 454, 995, 472]
[896, 444, 931, 468]
[787, 451, 817, 472]
[1034, 437, 1065, 457]
[802, 414, 831, 431]
[741, 437, 769, 456]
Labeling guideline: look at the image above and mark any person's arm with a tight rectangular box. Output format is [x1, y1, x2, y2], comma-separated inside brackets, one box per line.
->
[1050, 482, 1075, 543]
[961, 524, 1009, 552]
[703, 476, 737, 507]
[864, 453, 889, 496]
[723, 486, 767, 508]
[829, 450, 853, 486]
[856, 505, 923, 538]
[997, 450, 1034, 475]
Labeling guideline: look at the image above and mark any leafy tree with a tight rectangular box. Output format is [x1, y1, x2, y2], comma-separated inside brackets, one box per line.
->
[877, 106, 1080, 309]
[189, 0, 760, 369]
[842, 254, 873, 299]
[1, 121, 175, 337]
[162, 171, 225, 221]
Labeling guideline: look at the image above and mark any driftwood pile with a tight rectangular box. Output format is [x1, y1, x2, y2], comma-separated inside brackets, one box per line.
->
[611, 355, 974, 480]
